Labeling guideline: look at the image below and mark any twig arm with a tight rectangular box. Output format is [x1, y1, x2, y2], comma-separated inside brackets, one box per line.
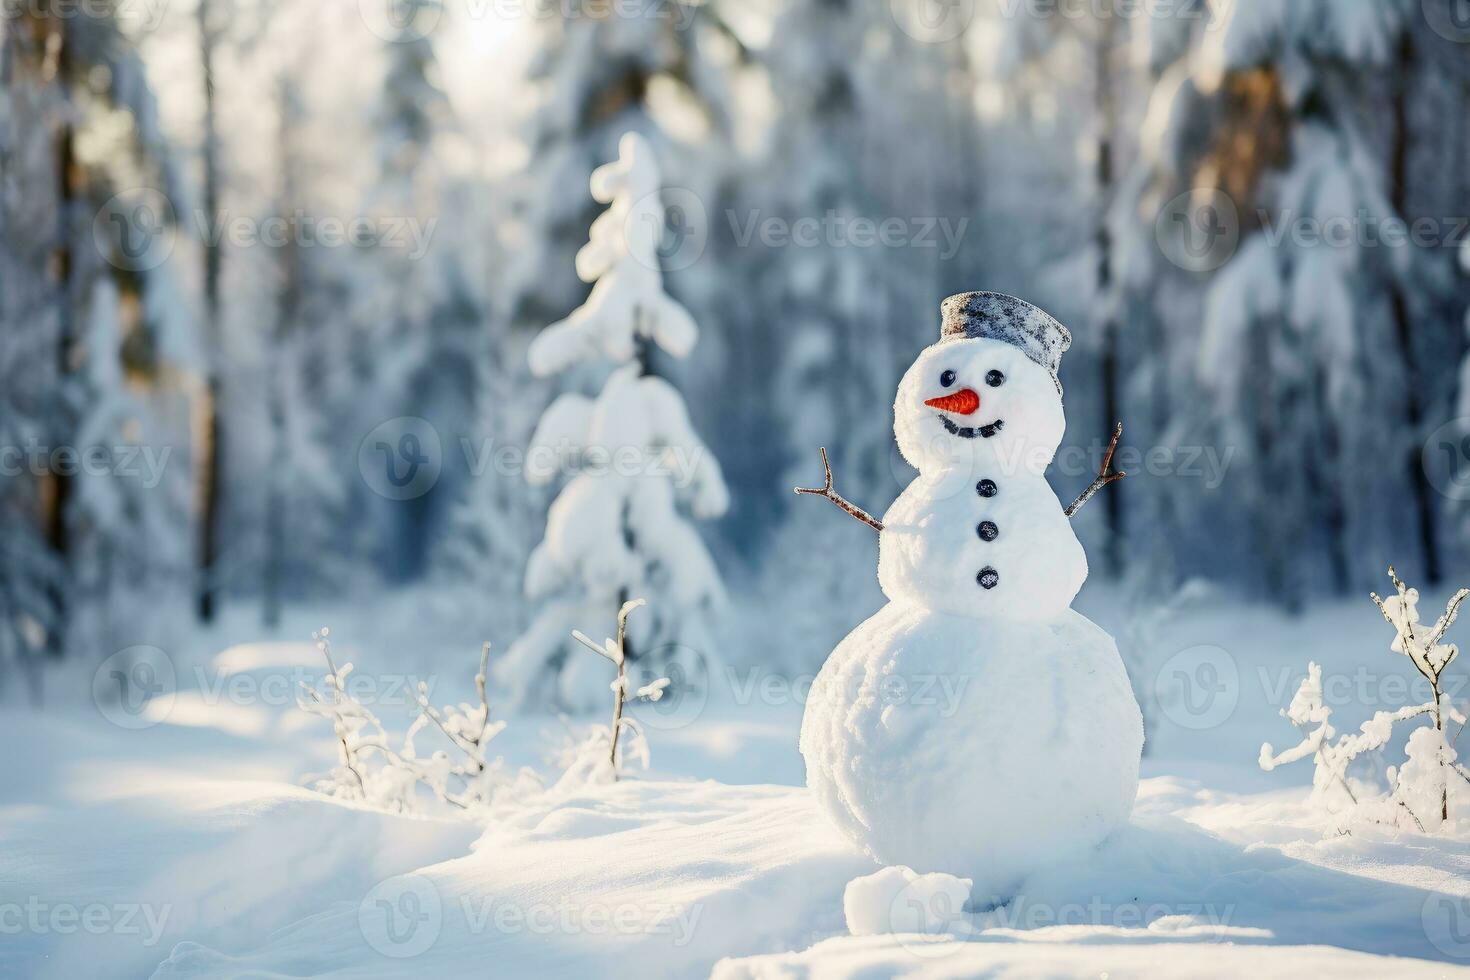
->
[1065, 422, 1127, 519]
[794, 448, 884, 532]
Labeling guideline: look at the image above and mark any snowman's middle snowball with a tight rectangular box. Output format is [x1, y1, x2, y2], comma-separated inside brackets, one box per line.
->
[884, 334, 1085, 621]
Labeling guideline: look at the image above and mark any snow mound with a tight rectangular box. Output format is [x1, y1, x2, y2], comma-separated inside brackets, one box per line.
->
[843, 866, 971, 937]
[1, 779, 477, 980]
[137, 778, 1470, 978]
[148, 781, 871, 979]
[713, 936, 1451, 979]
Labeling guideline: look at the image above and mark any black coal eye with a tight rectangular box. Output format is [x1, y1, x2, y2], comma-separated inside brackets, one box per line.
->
[985, 370, 1006, 388]
[939, 370, 957, 388]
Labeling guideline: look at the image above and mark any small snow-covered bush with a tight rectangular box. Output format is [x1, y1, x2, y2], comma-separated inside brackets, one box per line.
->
[299, 629, 539, 814]
[553, 598, 671, 786]
[1260, 567, 1469, 833]
[301, 601, 674, 807]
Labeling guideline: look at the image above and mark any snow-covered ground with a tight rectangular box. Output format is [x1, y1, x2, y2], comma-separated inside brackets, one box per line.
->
[4, 586, 1470, 978]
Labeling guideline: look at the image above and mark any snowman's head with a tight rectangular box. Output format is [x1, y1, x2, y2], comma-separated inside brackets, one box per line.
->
[893, 336, 1066, 476]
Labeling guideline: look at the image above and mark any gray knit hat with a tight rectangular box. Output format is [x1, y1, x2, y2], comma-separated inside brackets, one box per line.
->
[939, 291, 1071, 394]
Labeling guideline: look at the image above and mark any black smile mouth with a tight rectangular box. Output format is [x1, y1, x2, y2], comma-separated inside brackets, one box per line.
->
[939, 415, 1004, 439]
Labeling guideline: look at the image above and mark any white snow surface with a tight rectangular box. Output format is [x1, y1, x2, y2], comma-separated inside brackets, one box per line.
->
[6, 589, 1470, 978]
[714, 936, 1449, 979]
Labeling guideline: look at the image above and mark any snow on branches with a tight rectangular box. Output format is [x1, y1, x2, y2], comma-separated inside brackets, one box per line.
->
[297, 602, 673, 814]
[298, 628, 538, 815]
[1260, 567, 1470, 833]
[527, 133, 697, 376]
[1372, 566, 1467, 688]
[555, 598, 670, 785]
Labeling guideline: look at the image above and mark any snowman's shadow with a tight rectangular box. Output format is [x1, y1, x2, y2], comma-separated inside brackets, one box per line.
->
[944, 813, 1467, 963]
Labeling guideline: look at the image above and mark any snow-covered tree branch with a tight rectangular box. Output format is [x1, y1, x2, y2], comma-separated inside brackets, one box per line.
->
[299, 628, 538, 814]
[1261, 567, 1470, 832]
[558, 597, 670, 784]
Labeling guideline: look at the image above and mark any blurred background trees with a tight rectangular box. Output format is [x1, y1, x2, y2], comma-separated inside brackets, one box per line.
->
[1, 0, 1468, 701]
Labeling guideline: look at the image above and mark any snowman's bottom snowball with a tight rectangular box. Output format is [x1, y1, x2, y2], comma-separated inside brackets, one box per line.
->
[799, 601, 1143, 897]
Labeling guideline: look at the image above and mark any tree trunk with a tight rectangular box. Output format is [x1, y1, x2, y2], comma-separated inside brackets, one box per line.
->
[1094, 17, 1123, 577]
[263, 77, 302, 628]
[1313, 371, 1351, 594]
[1143, 304, 1178, 588]
[1387, 29, 1441, 585]
[262, 360, 285, 629]
[196, 0, 226, 621]
[42, 17, 77, 658]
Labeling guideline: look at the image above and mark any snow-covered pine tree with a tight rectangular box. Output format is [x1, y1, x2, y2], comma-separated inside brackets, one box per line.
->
[234, 5, 365, 623]
[499, 0, 744, 334]
[414, 4, 541, 623]
[1460, 236, 1470, 439]
[433, 342, 541, 629]
[0, 15, 67, 691]
[1188, 3, 1435, 605]
[261, 74, 303, 628]
[1092, 9, 1225, 598]
[1107, 1, 1470, 604]
[484, 0, 753, 642]
[1, 4, 193, 681]
[194, 0, 226, 624]
[355, 0, 490, 583]
[65, 273, 194, 656]
[499, 133, 729, 711]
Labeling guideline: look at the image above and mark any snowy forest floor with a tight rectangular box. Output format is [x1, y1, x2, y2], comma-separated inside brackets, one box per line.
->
[4, 586, 1470, 979]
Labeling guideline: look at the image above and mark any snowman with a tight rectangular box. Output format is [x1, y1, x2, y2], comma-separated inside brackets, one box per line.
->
[795, 291, 1143, 899]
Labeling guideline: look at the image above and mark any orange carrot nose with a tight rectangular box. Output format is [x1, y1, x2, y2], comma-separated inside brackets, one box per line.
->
[924, 388, 980, 416]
